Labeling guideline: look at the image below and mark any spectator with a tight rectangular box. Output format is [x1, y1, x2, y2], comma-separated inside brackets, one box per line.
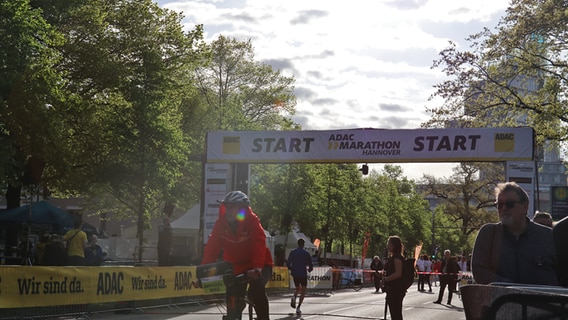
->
[63, 219, 87, 266]
[422, 254, 432, 293]
[157, 217, 172, 266]
[416, 254, 425, 292]
[201, 191, 273, 320]
[380, 236, 406, 320]
[553, 216, 568, 287]
[433, 249, 459, 305]
[370, 255, 384, 293]
[287, 238, 313, 315]
[533, 211, 554, 228]
[84, 235, 104, 266]
[431, 258, 441, 287]
[457, 256, 468, 272]
[35, 232, 50, 265]
[312, 250, 321, 267]
[472, 182, 559, 285]
[42, 235, 66, 266]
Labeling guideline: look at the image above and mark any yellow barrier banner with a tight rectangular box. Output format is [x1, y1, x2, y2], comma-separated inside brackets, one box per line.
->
[267, 266, 289, 289]
[0, 266, 291, 308]
[288, 267, 333, 289]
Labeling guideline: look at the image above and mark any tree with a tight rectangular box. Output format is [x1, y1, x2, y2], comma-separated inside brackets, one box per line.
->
[0, 0, 65, 208]
[427, 0, 568, 150]
[420, 163, 502, 254]
[9, 0, 208, 260]
[194, 35, 297, 132]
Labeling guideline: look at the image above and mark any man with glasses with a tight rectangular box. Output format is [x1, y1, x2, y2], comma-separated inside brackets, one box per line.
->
[471, 182, 558, 285]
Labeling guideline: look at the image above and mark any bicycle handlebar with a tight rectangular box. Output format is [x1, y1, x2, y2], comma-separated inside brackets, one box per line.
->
[193, 268, 261, 288]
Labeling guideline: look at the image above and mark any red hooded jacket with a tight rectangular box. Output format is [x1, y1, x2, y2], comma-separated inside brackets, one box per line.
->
[202, 204, 273, 275]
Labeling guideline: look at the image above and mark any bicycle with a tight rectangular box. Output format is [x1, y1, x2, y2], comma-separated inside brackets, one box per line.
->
[335, 271, 363, 291]
[195, 262, 259, 320]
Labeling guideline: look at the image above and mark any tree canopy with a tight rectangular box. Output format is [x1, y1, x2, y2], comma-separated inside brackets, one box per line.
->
[427, 0, 568, 150]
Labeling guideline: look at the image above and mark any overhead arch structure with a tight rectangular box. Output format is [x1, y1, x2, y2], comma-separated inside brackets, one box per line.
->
[200, 127, 535, 245]
[206, 127, 534, 164]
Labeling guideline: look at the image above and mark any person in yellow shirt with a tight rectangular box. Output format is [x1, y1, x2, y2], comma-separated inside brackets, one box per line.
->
[63, 219, 88, 266]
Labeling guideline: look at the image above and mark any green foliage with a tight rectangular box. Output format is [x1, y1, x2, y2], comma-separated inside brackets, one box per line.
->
[194, 35, 297, 132]
[0, 0, 64, 195]
[419, 162, 503, 255]
[251, 162, 431, 261]
[427, 0, 568, 149]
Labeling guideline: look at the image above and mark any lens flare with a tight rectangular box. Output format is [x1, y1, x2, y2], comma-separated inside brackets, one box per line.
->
[236, 208, 246, 221]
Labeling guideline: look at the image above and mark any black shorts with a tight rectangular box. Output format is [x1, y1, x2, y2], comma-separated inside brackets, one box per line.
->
[293, 276, 308, 287]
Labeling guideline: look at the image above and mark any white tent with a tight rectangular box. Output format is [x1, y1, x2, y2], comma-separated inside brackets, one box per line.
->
[171, 204, 200, 236]
[274, 226, 317, 258]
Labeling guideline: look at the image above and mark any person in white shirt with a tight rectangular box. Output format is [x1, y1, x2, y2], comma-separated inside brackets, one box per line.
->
[458, 255, 468, 272]
[416, 255, 426, 291]
[422, 254, 433, 292]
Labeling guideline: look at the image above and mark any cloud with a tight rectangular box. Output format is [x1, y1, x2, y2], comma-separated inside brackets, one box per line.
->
[379, 103, 412, 113]
[160, 0, 509, 134]
[290, 10, 329, 25]
[385, 0, 428, 10]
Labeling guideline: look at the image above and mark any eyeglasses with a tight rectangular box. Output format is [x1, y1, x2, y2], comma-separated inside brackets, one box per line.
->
[495, 200, 522, 209]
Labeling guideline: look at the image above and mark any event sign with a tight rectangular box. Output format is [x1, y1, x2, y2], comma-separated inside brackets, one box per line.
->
[203, 163, 230, 244]
[506, 161, 536, 219]
[206, 127, 534, 163]
[551, 186, 568, 220]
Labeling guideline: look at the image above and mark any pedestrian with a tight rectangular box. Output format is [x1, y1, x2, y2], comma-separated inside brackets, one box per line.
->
[84, 235, 104, 266]
[533, 211, 553, 228]
[201, 191, 273, 320]
[63, 218, 87, 266]
[457, 255, 468, 272]
[287, 238, 313, 315]
[432, 258, 441, 286]
[157, 217, 172, 266]
[433, 249, 459, 305]
[472, 182, 559, 285]
[553, 216, 568, 287]
[311, 250, 321, 267]
[42, 234, 66, 266]
[422, 254, 432, 292]
[370, 255, 384, 293]
[35, 232, 50, 265]
[380, 236, 406, 320]
[416, 255, 425, 292]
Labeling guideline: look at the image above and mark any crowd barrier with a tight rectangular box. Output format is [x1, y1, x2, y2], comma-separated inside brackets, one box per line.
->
[0, 265, 469, 318]
[0, 266, 378, 309]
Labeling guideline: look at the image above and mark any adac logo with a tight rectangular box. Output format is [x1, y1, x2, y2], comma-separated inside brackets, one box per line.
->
[223, 136, 240, 154]
[553, 186, 568, 201]
[494, 133, 515, 152]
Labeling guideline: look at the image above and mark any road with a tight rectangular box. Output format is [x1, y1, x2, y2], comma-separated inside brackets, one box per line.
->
[92, 285, 466, 320]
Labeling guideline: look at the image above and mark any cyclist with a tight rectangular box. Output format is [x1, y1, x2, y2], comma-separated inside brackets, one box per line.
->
[202, 191, 273, 320]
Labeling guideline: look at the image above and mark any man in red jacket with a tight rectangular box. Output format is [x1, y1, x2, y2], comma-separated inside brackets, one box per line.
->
[202, 191, 273, 320]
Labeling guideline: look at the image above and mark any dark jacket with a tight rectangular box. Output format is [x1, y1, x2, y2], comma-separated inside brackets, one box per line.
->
[440, 257, 459, 282]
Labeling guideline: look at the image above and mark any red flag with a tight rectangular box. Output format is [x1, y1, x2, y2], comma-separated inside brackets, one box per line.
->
[313, 238, 320, 250]
[361, 232, 371, 266]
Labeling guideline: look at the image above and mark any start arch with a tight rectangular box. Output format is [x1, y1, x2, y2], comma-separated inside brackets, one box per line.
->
[200, 127, 534, 245]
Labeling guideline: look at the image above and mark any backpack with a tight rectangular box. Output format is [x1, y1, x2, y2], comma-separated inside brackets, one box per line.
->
[402, 258, 416, 290]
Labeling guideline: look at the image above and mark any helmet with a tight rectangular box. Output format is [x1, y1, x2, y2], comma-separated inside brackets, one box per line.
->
[221, 191, 250, 206]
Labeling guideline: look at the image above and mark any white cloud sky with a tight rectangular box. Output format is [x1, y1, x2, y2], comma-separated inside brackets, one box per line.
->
[158, 0, 511, 180]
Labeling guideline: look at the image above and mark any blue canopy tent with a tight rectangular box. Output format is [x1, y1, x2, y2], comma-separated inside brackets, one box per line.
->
[0, 201, 99, 235]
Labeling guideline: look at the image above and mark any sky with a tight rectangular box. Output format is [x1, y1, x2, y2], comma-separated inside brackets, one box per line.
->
[158, 0, 511, 180]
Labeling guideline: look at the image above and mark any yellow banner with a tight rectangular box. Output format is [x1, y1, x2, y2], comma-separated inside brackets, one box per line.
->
[0, 266, 290, 308]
